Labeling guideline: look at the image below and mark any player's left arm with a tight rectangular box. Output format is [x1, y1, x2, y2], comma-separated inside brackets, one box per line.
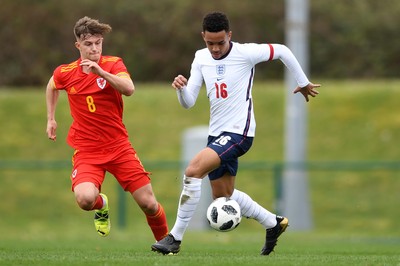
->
[293, 83, 320, 102]
[269, 44, 320, 102]
[80, 59, 135, 96]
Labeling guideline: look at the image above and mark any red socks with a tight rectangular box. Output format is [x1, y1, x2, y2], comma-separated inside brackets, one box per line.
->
[90, 195, 168, 241]
[90, 194, 104, 210]
[146, 203, 169, 241]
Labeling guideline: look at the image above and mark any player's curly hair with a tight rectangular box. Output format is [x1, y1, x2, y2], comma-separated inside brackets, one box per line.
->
[73, 16, 112, 40]
[202, 12, 230, 33]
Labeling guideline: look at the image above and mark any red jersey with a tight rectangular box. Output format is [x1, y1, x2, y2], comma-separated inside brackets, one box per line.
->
[53, 56, 130, 151]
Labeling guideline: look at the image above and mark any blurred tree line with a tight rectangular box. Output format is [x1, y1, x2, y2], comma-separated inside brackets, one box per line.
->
[0, 0, 399, 87]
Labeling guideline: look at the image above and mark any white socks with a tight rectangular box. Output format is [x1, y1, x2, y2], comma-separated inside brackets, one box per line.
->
[170, 176, 202, 241]
[170, 178, 277, 240]
[231, 189, 277, 228]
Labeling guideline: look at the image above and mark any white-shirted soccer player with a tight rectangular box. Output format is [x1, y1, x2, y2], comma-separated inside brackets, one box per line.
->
[152, 12, 320, 256]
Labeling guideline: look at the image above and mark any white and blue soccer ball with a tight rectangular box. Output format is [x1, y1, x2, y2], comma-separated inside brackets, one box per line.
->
[206, 197, 242, 232]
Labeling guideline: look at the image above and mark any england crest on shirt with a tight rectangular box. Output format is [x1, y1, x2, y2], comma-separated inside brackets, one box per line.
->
[97, 78, 106, 89]
[216, 64, 226, 76]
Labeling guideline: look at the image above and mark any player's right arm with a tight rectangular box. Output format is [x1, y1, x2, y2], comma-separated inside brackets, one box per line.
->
[172, 56, 203, 109]
[46, 76, 59, 141]
[172, 74, 202, 109]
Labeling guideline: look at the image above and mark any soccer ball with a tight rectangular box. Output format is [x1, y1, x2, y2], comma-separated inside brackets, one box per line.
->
[206, 197, 241, 232]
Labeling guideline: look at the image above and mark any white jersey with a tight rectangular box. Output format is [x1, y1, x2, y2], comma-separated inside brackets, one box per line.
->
[177, 42, 310, 137]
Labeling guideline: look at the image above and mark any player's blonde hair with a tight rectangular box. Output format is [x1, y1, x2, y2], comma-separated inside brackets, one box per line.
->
[73, 16, 112, 41]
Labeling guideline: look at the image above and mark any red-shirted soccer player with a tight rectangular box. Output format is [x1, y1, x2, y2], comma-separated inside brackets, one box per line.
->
[45, 16, 168, 241]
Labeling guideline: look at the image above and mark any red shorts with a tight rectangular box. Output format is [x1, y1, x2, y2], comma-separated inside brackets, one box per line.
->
[70, 142, 151, 193]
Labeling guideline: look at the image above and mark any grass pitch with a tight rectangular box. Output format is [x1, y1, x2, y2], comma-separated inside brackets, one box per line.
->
[1, 231, 399, 266]
[0, 80, 399, 265]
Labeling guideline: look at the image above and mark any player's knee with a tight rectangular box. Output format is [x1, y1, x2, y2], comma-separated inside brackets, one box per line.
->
[75, 194, 96, 211]
[184, 166, 196, 178]
[185, 166, 206, 178]
[139, 199, 159, 215]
